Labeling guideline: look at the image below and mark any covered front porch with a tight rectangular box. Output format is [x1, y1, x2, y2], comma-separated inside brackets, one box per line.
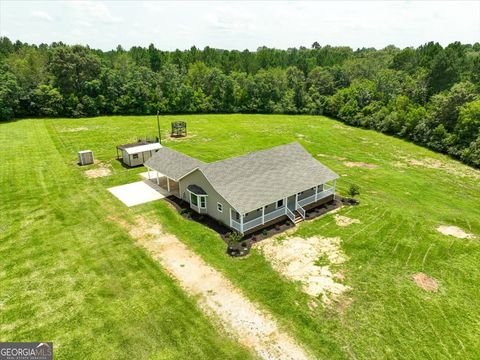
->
[230, 180, 336, 234]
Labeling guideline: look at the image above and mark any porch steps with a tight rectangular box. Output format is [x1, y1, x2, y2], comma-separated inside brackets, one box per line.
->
[293, 211, 303, 224]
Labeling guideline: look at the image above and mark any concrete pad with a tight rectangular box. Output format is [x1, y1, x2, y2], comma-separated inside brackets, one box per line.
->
[108, 180, 169, 207]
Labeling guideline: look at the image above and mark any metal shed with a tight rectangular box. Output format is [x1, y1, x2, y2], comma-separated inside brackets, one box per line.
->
[116, 142, 162, 167]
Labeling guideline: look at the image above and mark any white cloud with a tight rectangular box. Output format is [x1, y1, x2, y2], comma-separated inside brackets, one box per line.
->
[31, 10, 53, 22]
[76, 20, 93, 28]
[2, 1, 479, 51]
[68, 1, 122, 23]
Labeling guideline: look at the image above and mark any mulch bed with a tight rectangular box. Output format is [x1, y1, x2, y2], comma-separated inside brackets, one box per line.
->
[164, 195, 359, 257]
[301, 195, 358, 221]
[164, 196, 232, 237]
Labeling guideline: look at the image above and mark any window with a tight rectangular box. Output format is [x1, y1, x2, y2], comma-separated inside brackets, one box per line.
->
[217, 202, 223, 212]
[190, 193, 198, 206]
[199, 196, 206, 208]
[276, 199, 284, 208]
[132, 154, 139, 159]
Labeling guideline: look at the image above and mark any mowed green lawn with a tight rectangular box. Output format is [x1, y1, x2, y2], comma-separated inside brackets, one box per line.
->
[1, 114, 479, 359]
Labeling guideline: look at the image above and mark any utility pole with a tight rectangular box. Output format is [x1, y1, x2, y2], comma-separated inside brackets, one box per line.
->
[156, 110, 162, 144]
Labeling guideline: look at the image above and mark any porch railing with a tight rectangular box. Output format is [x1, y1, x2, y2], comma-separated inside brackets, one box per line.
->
[286, 207, 295, 223]
[231, 219, 242, 232]
[297, 188, 334, 208]
[230, 186, 335, 233]
[264, 207, 286, 223]
[242, 216, 264, 231]
[231, 206, 289, 234]
[297, 205, 306, 219]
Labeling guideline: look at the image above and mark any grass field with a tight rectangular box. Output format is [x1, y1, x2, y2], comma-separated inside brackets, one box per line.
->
[1, 114, 479, 359]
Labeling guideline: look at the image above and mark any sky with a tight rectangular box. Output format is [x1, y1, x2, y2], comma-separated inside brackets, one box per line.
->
[1, 1, 479, 51]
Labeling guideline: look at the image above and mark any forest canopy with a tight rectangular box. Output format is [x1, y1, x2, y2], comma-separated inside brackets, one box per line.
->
[0, 37, 479, 166]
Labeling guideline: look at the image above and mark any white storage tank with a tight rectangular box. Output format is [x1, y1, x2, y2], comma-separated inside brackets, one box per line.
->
[78, 150, 94, 165]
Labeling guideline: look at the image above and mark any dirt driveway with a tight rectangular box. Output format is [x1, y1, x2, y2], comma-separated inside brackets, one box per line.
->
[111, 216, 312, 360]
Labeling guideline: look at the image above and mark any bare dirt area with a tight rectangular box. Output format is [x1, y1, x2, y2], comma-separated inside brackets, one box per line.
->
[256, 236, 350, 306]
[110, 215, 312, 360]
[436, 225, 475, 239]
[412, 272, 439, 292]
[317, 153, 347, 161]
[60, 126, 89, 132]
[396, 156, 480, 180]
[84, 162, 112, 178]
[332, 124, 351, 130]
[343, 161, 378, 169]
[168, 134, 197, 141]
[334, 215, 360, 227]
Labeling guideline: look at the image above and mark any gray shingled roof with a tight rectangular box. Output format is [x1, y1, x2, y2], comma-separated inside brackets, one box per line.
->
[146, 142, 339, 214]
[144, 147, 204, 181]
[200, 143, 339, 214]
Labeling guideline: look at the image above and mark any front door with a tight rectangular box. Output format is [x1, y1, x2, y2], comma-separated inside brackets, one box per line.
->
[287, 195, 296, 211]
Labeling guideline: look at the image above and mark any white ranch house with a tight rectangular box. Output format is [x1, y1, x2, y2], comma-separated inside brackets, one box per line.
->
[145, 143, 339, 234]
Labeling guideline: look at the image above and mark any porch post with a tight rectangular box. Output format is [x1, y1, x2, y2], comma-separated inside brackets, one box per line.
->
[240, 213, 244, 233]
[315, 185, 318, 201]
[295, 193, 298, 210]
[262, 206, 265, 225]
[229, 208, 232, 228]
[167, 177, 171, 192]
[156, 171, 159, 185]
[146, 166, 151, 180]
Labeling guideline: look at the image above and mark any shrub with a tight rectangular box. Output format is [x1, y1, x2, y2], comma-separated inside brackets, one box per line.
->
[227, 231, 243, 243]
[348, 184, 360, 198]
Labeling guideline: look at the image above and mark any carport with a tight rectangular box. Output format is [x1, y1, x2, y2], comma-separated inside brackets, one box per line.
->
[141, 169, 180, 197]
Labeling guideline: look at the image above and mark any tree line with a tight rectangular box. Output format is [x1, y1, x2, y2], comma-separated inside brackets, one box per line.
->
[0, 37, 479, 167]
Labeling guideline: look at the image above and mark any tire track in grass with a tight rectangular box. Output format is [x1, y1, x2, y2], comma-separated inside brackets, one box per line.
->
[111, 215, 313, 360]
